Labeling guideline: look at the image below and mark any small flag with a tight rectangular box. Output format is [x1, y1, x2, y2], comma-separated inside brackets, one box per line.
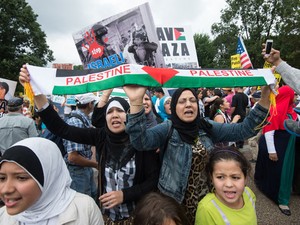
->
[174, 28, 186, 41]
[236, 36, 253, 69]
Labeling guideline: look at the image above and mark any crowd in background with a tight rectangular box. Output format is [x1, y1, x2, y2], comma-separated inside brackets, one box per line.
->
[0, 47, 299, 225]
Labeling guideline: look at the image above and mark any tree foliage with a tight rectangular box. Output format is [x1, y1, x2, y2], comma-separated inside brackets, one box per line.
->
[209, 0, 299, 68]
[0, 0, 54, 83]
[193, 33, 217, 68]
[73, 65, 83, 70]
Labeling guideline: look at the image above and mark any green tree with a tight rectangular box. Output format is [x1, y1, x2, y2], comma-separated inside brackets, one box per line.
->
[73, 65, 83, 70]
[0, 0, 54, 84]
[211, 0, 299, 68]
[193, 33, 217, 68]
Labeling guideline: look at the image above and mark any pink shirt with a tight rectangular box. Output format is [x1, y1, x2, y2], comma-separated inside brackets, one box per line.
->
[225, 93, 234, 115]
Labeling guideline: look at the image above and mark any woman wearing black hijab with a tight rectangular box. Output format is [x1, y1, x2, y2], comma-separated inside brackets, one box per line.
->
[92, 89, 158, 129]
[124, 86, 271, 224]
[18, 71, 159, 224]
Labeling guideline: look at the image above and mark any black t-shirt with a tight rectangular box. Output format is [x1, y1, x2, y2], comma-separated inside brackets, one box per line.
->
[231, 92, 249, 121]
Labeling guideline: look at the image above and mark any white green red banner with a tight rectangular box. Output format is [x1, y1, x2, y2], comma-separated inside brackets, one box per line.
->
[26, 64, 276, 96]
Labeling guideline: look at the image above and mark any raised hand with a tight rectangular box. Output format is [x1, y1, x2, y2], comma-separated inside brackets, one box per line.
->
[19, 64, 31, 86]
[262, 44, 282, 66]
[123, 85, 147, 114]
[19, 64, 48, 109]
[123, 85, 147, 103]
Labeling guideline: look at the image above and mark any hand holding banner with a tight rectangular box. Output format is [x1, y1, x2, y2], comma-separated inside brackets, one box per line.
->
[26, 64, 276, 96]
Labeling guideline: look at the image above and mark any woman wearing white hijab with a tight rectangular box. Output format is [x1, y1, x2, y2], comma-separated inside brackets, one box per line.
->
[0, 137, 104, 225]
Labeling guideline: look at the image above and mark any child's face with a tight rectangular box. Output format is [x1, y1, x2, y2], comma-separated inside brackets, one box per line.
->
[212, 159, 246, 209]
[0, 162, 42, 215]
[134, 37, 142, 45]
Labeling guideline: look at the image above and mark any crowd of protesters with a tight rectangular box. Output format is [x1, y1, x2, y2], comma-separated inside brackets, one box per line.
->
[0, 46, 299, 225]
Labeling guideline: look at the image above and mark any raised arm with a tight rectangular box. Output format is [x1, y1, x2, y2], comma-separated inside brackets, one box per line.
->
[210, 85, 271, 143]
[96, 89, 113, 108]
[19, 64, 48, 109]
[123, 85, 147, 113]
[262, 45, 282, 66]
[124, 85, 169, 151]
[262, 45, 300, 94]
[19, 65, 102, 146]
[256, 85, 271, 110]
[91, 89, 113, 128]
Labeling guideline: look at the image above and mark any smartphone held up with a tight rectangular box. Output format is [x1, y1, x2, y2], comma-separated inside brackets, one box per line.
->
[265, 39, 273, 56]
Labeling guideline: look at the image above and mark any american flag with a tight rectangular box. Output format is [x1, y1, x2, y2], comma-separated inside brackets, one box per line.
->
[236, 36, 253, 69]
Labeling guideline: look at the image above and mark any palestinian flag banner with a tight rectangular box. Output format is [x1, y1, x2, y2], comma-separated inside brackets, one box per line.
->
[26, 64, 275, 96]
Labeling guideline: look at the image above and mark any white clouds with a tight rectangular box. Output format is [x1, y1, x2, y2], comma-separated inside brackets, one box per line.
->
[26, 0, 226, 65]
[46, 33, 81, 64]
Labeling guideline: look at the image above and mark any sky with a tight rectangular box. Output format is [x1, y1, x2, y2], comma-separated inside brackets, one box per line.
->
[25, 0, 227, 65]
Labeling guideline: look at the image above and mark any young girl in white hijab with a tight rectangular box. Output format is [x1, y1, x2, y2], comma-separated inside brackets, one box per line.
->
[0, 137, 104, 225]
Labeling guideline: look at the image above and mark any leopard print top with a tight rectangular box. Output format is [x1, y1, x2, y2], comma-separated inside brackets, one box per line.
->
[182, 139, 209, 225]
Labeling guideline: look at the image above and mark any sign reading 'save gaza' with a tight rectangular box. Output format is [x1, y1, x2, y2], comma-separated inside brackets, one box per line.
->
[156, 26, 199, 69]
[26, 64, 275, 96]
[72, 2, 165, 70]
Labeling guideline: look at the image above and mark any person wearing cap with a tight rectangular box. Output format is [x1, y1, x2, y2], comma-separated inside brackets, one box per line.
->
[63, 93, 98, 200]
[0, 97, 38, 156]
